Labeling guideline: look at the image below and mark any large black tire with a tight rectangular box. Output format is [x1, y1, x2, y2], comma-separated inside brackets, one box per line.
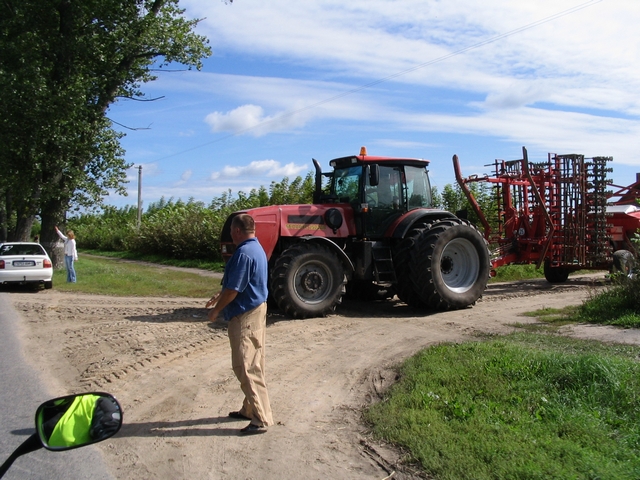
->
[612, 249, 635, 277]
[392, 223, 429, 308]
[409, 219, 491, 310]
[270, 242, 345, 319]
[543, 260, 570, 283]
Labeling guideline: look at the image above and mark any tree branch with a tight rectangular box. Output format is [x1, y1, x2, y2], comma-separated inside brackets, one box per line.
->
[108, 119, 152, 131]
[115, 95, 166, 102]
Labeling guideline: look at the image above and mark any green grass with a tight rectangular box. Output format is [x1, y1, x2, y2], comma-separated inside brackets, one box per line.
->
[524, 275, 640, 329]
[520, 305, 581, 328]
[80, 248, 225, 272]
[365, 333, 640, 479]
[366, 273, 640, 478]
[53, 255, 219, 298]
[490, 264, 545, 283]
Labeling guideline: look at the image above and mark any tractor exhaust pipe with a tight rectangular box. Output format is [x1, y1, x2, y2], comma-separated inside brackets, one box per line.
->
[312, 158, 323, 203]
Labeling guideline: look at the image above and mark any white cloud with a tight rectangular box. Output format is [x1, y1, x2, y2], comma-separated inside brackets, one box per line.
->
[210, 159, 308, 180]
[204, 104, 312, 136]
[175, 170, 192, 186]
[183, 1, 640, 112]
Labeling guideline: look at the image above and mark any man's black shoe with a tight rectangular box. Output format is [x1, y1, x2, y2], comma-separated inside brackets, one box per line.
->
[228, 411, 251, 420]
[239, 423, 267, 435]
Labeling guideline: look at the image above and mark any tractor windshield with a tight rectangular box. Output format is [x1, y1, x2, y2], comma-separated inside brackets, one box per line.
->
[333, 166, 362, 203]
[404, 165, 432, 209]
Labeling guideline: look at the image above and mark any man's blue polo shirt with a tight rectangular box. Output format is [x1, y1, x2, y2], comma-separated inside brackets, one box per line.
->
[221, 237, 268, 321]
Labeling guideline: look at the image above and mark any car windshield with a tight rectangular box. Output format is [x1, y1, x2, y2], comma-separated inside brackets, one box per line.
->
[0, 244, 46, 256]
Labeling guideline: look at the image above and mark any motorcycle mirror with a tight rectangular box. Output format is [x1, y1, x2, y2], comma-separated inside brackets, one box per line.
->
[0, 393, 123, 479]
[36, 392, 123, 451]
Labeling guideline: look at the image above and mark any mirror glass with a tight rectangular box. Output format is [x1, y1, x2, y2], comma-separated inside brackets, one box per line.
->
[36, 393, 123, 450]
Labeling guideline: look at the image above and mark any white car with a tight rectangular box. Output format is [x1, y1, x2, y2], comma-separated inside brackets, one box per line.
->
[0, 242, 53, 289]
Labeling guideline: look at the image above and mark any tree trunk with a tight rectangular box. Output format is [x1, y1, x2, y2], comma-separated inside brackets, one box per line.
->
[40, 202, 67, 269]
[0, 204, 6, 243]
[13, 215, 36, 241]
[0, 191, 12, 242]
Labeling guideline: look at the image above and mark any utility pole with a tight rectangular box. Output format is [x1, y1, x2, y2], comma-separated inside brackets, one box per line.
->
[137, 165, 142, 230]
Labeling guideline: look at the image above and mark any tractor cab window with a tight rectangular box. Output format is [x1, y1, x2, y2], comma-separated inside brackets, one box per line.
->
[366, 166, 402, 209]
[365, 165, 403, 236]
[404, 166, 432, 209]
[333, 166, 362, 203]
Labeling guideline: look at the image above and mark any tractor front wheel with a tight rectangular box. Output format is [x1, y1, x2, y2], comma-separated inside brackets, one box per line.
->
[270, 242, 345, 319]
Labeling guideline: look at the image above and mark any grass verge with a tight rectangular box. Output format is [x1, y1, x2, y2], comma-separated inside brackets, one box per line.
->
[79, 248, 225, 272]
[489, 264, 545, 283]
[365, 332, 640, 479]
[525, 275, 640, 329]
[53, 255, 219, 298]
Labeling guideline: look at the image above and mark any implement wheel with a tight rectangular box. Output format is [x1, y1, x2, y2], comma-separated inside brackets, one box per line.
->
[544, 260, 570, 283]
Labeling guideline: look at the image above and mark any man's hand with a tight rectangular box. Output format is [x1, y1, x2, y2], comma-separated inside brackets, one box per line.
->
[206, 293, 220, 309]
[204, 289, 237, 323]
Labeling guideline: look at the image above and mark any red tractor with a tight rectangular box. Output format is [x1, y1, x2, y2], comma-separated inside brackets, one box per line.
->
[221, 147, 491, 318]
[454, 147, 640, 282]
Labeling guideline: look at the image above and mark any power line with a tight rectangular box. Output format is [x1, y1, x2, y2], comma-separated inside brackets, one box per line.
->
[151, 0, 603, 162]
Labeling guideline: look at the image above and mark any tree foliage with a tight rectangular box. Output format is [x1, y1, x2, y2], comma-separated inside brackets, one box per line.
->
[71, 174, 315, 260]
[440, 182, 498, 234]
[0, 0, 211, 262]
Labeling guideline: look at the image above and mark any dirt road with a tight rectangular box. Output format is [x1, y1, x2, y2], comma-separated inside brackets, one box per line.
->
[9, 272, 640, 479]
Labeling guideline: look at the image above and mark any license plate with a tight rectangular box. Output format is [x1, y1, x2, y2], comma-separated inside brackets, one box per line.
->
[13, 260, 36, 267]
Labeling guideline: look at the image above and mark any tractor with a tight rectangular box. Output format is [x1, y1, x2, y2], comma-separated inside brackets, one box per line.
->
[453, 147, 640, 282]
[220, 147, 491, 319]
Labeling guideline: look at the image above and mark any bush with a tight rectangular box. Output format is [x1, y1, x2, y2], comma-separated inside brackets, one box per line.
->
[130, 200, 222, 260]
[70, 206, 138, 251]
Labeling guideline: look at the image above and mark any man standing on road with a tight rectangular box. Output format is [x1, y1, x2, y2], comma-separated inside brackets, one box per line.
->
[206, 214, 274, 435]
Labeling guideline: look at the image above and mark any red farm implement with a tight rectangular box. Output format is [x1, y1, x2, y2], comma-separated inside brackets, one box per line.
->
[454, 147, 640, 282]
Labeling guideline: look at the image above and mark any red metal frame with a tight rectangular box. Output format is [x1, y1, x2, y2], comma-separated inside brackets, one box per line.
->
[454, 147, 632, 271]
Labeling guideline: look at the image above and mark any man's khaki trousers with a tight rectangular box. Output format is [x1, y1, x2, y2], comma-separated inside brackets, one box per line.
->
[228, 303, 274, 427]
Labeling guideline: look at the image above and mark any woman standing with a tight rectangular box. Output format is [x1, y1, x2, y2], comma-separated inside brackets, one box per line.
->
[55, 226, 78, 283]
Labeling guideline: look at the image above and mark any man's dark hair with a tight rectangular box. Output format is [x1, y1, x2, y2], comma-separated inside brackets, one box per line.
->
[232, 214, 255, 234]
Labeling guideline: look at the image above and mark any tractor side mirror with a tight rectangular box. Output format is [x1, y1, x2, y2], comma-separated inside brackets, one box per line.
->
[369, 164, 380, 186]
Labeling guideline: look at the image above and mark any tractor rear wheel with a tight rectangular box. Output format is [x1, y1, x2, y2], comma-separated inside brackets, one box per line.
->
[270, 242, 345, 319]
[543, 260, 570, 283]
[409, 219, 490, 310]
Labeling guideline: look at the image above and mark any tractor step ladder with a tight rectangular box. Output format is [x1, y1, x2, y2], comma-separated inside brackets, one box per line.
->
[372, 244, 397, 283]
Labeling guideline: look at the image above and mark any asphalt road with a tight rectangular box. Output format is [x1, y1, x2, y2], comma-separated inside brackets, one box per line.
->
[0, 292, 115, 480]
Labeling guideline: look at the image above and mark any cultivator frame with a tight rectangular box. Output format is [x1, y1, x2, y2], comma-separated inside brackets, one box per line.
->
[454, 146, 614, 272]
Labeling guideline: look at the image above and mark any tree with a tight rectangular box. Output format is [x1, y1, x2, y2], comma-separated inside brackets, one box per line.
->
[0, 1, 211, 264]
[440, 182, 498, 235]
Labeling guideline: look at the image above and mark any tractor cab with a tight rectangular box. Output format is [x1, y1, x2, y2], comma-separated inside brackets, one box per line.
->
[315, 147, 433, 237]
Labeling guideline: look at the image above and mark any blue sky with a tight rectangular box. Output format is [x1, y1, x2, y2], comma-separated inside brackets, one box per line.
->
[107, 0, 640, 209]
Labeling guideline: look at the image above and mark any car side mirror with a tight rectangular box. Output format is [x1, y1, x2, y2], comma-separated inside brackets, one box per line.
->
[36, 393, 123, 451]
